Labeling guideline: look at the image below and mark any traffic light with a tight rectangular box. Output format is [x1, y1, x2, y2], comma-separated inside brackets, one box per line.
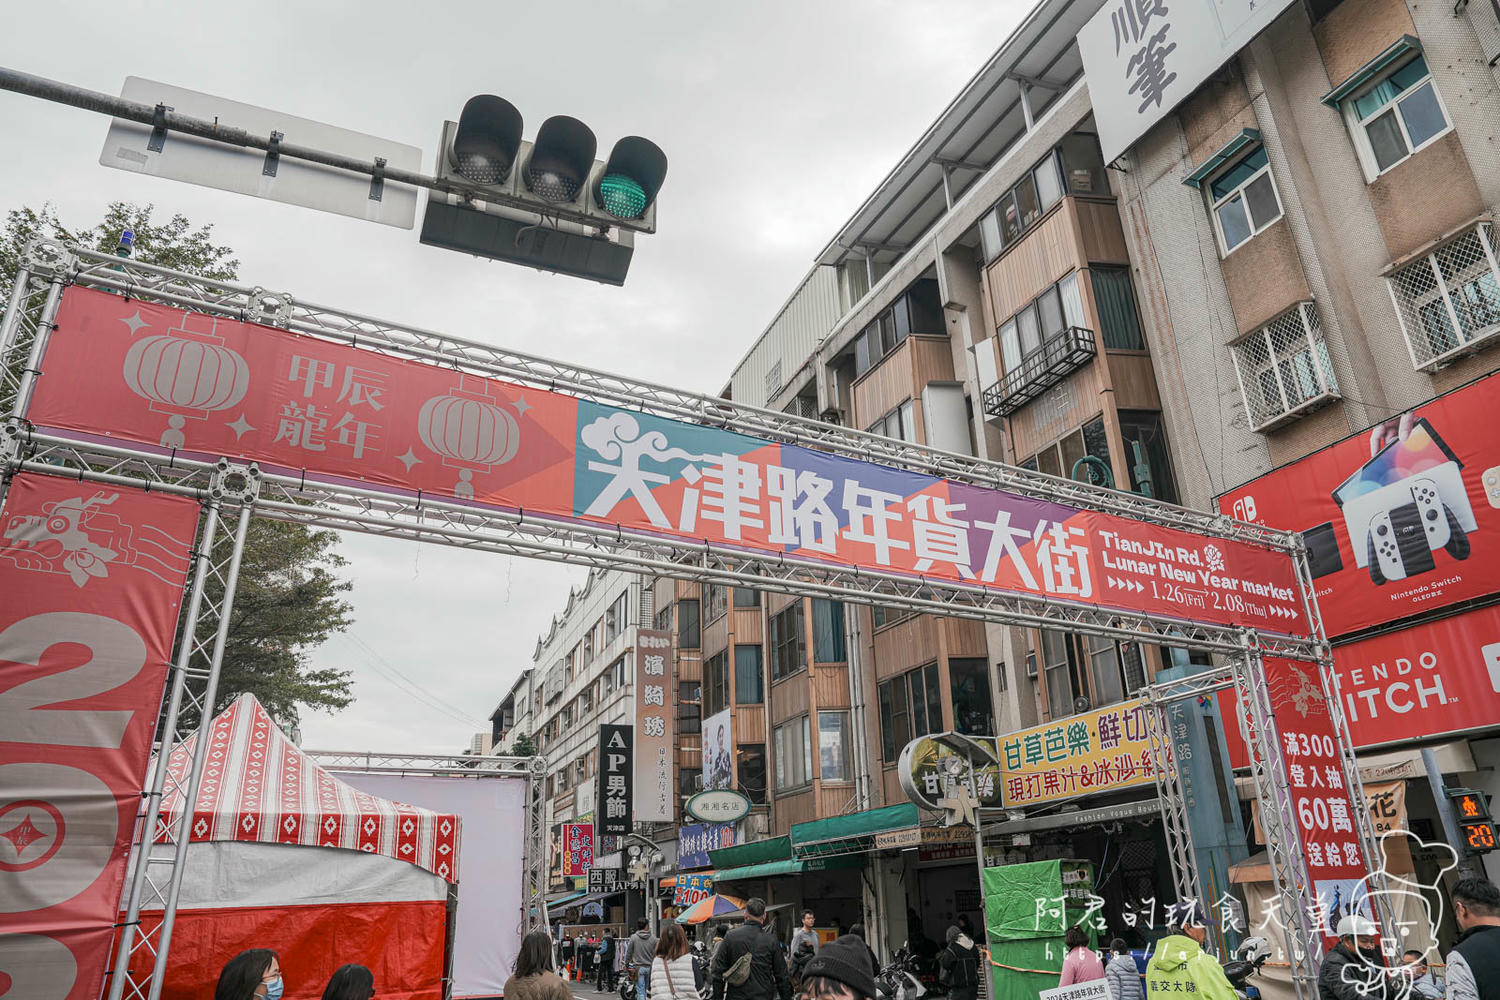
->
[1446, 787, 1496, 855]
[421, 95, 667, 286]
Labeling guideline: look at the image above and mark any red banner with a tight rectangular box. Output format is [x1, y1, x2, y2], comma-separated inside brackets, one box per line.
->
[1261, 657, 1376, 954]
[0, 473, 199, 1000]
[1222, 602, 1500, 767]
[561, 823, 593, 877]
[27, 286, 1306, 638]
[1217, 373, 1500, 637]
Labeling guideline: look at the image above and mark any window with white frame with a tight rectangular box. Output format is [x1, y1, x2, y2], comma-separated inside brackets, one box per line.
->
[1388, 222, 1500, 369]
[1208, 146, 1282, 254]
[1342, 55, 1451, 179]
[1230, 302, 1339, 430]
[866, 399, 917, 443]
[773, 715, 812, 790]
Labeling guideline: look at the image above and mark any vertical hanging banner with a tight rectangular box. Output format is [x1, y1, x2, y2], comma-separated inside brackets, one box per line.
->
[597, 724, 634, 836]
[561, 823, 594, 877]
[30, 286, 1308, 642]
[634, 630, 674, 823]
[0, 472, 198, 1000]
[1261, 657, 1377, 955]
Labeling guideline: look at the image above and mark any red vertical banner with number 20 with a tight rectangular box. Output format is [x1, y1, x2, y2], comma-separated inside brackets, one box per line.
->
[0, 473, 199, 1000]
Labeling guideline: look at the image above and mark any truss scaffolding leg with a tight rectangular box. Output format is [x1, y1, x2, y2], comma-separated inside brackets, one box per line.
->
[525, 755, 547, 931]
[106, 468, 257, 1000]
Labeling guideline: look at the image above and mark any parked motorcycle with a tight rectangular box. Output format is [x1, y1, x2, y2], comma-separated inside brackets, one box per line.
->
[875, 949, 931, 1000]
[1221, 937, 1272, 1000]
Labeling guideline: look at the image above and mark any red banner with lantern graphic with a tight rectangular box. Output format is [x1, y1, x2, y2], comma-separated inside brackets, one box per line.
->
[0, 472, 199, 1000]
[28, 286, 1306, 638]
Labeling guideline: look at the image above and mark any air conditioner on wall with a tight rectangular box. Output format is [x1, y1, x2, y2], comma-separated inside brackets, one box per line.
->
[1025, 652, 1038, 678]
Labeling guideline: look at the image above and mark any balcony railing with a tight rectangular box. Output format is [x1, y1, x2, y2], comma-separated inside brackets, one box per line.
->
[981, 326, 1097, 418]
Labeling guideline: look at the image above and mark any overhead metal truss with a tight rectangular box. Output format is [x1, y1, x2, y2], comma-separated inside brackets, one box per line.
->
[0, 243, 1345, 996]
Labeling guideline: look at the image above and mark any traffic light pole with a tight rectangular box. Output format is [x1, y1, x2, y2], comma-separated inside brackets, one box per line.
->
[0, 66, 656, 237]
[1421, 749, 1481, 879]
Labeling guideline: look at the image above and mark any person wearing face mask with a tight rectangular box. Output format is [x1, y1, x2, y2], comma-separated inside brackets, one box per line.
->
[215, 949, 284, 1000]
[1317, 915, 1391, 1000]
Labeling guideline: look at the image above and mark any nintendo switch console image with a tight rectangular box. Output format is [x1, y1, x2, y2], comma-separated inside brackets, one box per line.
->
[1331, 418, 1477, 585]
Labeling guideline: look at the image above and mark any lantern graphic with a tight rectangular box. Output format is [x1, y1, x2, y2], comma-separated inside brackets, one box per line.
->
[416, 374, 524, 498]
[120, 311, 250, 448]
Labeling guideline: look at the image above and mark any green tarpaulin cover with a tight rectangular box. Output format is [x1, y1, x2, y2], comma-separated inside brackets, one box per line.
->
[981, 860, 1095, 1000]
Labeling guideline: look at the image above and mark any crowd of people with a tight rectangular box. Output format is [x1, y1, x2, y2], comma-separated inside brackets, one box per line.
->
[211, 951, 375, 1000]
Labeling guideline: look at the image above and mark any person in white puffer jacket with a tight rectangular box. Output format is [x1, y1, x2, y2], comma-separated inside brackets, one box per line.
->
[650, 924, 703, 1000]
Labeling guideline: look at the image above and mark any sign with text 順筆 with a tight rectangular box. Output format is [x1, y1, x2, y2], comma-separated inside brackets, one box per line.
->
[998, 700, 1156, 808]
[29, 286, 1307, 641]
[678, 822, 738, 869]
[634, 630, 674, 823]
[1077, 0, 1298, 164]
[562, 823, 594, 877]
[597, 724, 634, 836]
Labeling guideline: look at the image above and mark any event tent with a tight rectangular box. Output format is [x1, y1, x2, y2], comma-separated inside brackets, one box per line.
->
[131, 694, 461, 1000]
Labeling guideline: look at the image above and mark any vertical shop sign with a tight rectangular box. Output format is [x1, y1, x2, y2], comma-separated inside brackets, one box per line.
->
[0, 473, 199, 1000]
[1262, 657, 1376, 954]
[597, 724, 634, 836]
[634, 630, 674, 822]
[562, 823, 594, 877]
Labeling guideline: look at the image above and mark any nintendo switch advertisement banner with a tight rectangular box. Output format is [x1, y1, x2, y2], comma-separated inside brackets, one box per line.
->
[1217, 373, 1500, 637]
[1221, 601, 1500, 767]
[29, 286, 1308, 638]
[0, 473, 199, 1000]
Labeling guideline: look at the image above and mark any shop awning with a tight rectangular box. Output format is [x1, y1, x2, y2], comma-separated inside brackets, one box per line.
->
[547, 889, 587, 909]
[708, 835, 792, 870]
[790, 803, 920, 859]
[715, 858, 806, 881]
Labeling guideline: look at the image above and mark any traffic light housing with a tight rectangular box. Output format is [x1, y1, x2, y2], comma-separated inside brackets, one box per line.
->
[421, 95, 667, 285]
[1446, 787, 1496, 854]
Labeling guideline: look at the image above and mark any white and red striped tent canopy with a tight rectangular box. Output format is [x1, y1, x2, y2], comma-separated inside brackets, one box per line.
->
[159, 693, 460, 881]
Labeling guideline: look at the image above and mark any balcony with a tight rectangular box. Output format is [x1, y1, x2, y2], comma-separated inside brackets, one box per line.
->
[1388, 220, 1500, 371]
[1230, 301, 1341, 432]
[981, 326, 1096, 418]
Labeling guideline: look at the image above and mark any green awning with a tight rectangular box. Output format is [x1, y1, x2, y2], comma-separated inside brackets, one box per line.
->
[716, 855, 867, 881]
[546, 889, 587, 908]
[790, 803, 920, 859]
[708, 835, 791, 870]
[1182, 128, 1262, 189]
[1322, 35, 1421, 107]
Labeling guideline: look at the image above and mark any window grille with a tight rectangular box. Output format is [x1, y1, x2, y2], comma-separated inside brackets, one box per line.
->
[1230, 302, 1339, 431]
[764, 360, 782, 400]
[1387, 222, 1500, 370]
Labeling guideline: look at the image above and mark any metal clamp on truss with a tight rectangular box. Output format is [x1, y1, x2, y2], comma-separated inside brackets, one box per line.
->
[20, 238, 75, 282]
[208, 459, 262, 504]
[0, 420, 27, 469]
[244, 287, 294, 328]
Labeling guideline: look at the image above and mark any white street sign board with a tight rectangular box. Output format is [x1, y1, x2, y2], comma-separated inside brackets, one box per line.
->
[100, 76, 421, 228]
[1077, 0, 1296, 164]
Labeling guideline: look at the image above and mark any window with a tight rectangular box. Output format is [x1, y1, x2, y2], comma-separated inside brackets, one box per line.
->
[769, 603, 806, 681]
[1207, 147, 1283, 254]
[583, 630, 595, 661]
[906, 663, 943, 738]
[679, 682, 701, 735]
[1024, 417, 1111, 485]
[1387, 222, 1500, 369]
[704, 650, 730, 717]
[1091, 268, 1145, 350]
[1343, 55, 1451, 178]
[1117, 411, 1179, 505]
[706, 584, 728, 623]
[733, 588, 761, 608]
[611, 657, 627, 691]
[1060, 132, 1108, 195]
[655, 602, 673, 633]
[811, 599, 847, 662]
[878, 676, 910, 762]
[605, 591, 628, 642]
[873, 604, 915, 629]
[680, 768, 702, 797]
[735, 645, 764, 704]
[774, 716, 813, 790]
[866, 400, 916, 443]
[818, 711, 851, 782]
[738, 744, 767, 803]
[1230, 302, 1340, 430]
[1042, 629, 1081, 719]
[998, 273, 1088, 375]
[949, 658, 994, 736]
[979, 150, 1072, 262]
[851, 278, 944, 378]
[1086, 635, 1147, 707]
[679, 598, 701, 649]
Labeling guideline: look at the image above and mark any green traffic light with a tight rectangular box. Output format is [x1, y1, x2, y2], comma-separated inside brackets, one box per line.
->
[599, 173, 647, 219]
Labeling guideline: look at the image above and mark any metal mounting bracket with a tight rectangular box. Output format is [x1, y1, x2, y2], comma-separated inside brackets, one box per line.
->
[21, 238, 74, 282]
[207, 459, 261, 504]
[369, 156, 386, 203]
[148, 103, 172, 153]
[0, 421, 25, 469]
[262, 130, 284, 177]
[244, 287, 294, 328]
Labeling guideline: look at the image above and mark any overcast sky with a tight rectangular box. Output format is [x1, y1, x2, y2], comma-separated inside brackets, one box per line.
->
[1, 0, 1030, 754]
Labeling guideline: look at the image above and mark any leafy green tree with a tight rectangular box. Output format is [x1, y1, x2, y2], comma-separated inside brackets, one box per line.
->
[510, 731, 538, 757]
[1, 201, 354, 730]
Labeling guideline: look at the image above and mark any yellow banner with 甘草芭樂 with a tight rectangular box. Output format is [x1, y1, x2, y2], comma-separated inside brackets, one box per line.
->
[997, 699, 1156, 808]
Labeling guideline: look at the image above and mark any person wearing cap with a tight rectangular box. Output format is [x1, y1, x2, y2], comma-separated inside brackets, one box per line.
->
[939, 926, 981, 1000]
[1144, 902, 1236, 1000]
[1317, 914, 1391, 1000]
[798, 935, 878, 1000]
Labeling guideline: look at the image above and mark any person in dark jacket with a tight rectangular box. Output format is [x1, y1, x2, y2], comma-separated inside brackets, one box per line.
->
[800, 935, 878, 1000]
[625, 918, 660, 1000]
[1446, 875, 1500, 1000]
[939, 926, 981, 1000]
[710, 897, 791, 1000]
[846, 924, 881, 977]
[597, 933, 618, 992]
[1317, 915, 1390, 1000]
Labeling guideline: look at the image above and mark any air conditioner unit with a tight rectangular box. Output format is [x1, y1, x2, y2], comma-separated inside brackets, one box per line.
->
[1025, 652, 1038, 678]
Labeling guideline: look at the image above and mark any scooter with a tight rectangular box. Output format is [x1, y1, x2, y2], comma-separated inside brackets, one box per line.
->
[1221, 937, 1271, 1000]
[875, 949, 929, 1000]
